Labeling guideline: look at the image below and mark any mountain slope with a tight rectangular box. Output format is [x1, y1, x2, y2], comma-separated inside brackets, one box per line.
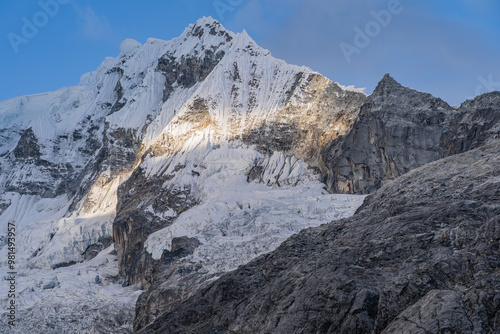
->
[1, 16, 498, 334]
[0, 17, 367, 333]
[141, 140, 500, 334]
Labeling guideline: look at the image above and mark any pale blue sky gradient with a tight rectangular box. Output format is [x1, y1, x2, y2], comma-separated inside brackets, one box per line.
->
[1, 0, 499, 105]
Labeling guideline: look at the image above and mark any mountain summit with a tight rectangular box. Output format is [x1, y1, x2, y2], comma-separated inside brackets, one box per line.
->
[1, 17, 499, 334]
[0, 17, 366, 333]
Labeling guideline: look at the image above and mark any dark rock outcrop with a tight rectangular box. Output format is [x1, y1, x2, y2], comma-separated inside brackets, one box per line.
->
[83, 235, 114, 261]
[449, 91, 500, 154]
[323, 75, 500, 194]
[13, 127, 42, 160]
[323, 74, 454, 194]
[113, 168, 198, 288]
[6, 127, 78, 197]
[156, 20, 230, 102]
[140, 140, 500, 334]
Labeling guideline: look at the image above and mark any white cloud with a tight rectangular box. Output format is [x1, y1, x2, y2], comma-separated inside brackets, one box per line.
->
[72, 4, 113, 41]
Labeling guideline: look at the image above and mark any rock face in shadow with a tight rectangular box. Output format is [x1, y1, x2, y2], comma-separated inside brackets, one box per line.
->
[139, 141, 500, 334]
[13, 127, 42, 160]
[323, 74, 500, 194]
[448, 91, 500, 154]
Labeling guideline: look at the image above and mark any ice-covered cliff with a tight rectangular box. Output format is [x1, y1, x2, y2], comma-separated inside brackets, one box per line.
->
[0, 17, 366, 333]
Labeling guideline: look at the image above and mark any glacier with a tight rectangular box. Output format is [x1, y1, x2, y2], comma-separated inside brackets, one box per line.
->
[0, 17, 366, 333]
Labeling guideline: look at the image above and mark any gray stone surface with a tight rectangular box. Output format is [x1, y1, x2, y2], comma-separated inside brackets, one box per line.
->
[323, 74, 500, 194]
[139, 141, 500, 334]
[381, 290, 473, 334]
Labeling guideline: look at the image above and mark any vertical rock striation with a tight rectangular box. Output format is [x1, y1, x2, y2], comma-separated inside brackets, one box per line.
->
[323, 74, 500, 194]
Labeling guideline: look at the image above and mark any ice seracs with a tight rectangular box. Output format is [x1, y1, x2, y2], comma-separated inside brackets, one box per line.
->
[0, 16, 367, 333]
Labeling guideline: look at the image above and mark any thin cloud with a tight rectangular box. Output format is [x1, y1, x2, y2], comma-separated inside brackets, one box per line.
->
[72, 4, 113, 41]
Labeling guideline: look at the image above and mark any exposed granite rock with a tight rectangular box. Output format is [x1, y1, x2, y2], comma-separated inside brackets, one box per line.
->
[68, 122, 143, 212]
[13, 127, 41, 160]
[107, 127, 143, 173]
[43, 277, 60, 290]
[133, 236, 205, 331]
[323, 75, 500, 195]
[140, 141, 500, 334]
[448, 91, 500, 154]
[5, 127, 77, 197]
[0, 197, 10, 217]
[242, 73, 366, 181]
[83, 235, 114, 261]
[109, 67, 126, 114]
[113, 167, 198, 288]
[323, 74, 456, 194]
[381, 290, 474, 334]
[145, 98, 214, 158]
[157, 52, 226, 102]
[156, 20, 230, 102]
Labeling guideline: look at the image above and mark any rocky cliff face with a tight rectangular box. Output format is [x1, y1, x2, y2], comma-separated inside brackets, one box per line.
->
[141, 140, 500, 334]
[448, 91, 500, 154]
[323, 74, 455, 194]
[323, 74, 500, 194]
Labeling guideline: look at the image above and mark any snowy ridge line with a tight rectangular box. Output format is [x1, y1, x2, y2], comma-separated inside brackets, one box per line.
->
[0, 16, 367, 333]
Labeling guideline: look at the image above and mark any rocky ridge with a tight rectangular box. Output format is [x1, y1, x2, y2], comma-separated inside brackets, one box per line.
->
[323, 74, 500, 194]
[0, 16, 499, 334]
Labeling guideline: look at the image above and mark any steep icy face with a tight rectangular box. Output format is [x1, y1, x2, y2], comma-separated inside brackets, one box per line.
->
[112, 20, 367, 289]
[0, 17, 237, 198]
[0, 17, 367, 333]
[103, 19, 367, 331]
[0, 85, 104, 199]
[0, 17, 241, 266]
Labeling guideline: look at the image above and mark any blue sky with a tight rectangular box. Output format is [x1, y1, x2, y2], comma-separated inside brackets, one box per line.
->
[1, 0, 499, 105]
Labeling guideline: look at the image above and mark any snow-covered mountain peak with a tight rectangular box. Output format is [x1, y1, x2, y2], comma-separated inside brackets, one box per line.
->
[181, 16, 232, 38]
[0, 17, 369, 332]
[173, 16, 234, 55]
